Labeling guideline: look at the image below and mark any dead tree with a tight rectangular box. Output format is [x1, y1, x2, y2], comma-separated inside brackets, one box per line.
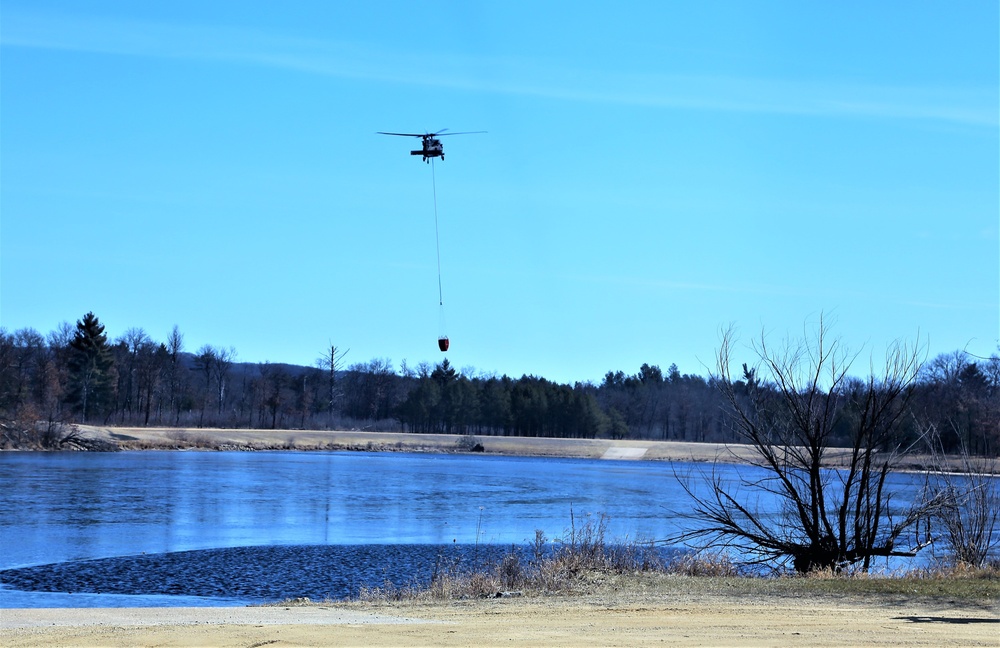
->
[676, 320, 944, 573]
[316, 344, 348, 426]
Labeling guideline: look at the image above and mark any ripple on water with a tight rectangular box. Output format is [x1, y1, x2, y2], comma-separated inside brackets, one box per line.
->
[0, 544, 545, 603]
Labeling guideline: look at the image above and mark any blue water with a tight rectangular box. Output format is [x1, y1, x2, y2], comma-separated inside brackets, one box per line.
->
[0, 450, 948, 607]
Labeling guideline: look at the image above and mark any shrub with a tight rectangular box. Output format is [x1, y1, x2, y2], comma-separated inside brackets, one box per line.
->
[665, 551, 739, 577]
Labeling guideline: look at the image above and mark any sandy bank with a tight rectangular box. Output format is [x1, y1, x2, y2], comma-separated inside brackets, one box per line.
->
[67, 425, 974, 472]
[75, 424, 763, 461]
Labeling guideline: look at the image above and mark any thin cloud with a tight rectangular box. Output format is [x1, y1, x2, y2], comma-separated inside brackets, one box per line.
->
[572, 272, 999, 312]
[3, 10, 997, 127]
[568, 272, 808, 297]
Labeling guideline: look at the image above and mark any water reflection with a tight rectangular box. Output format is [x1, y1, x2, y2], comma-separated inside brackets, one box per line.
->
[1, 451, 695, 571]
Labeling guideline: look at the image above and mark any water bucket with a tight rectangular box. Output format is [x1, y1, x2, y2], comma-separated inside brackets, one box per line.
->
[438, 337, 450, 352]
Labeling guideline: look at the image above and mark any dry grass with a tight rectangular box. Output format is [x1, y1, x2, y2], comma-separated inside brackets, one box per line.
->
[354, 560, 999, 606]
[662, 550, 740, 577]
[356, 515, 667, 602]
[354, 519, 998, 605]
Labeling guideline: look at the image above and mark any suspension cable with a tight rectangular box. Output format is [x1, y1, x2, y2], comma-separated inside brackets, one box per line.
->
[431, 158, 443, 306]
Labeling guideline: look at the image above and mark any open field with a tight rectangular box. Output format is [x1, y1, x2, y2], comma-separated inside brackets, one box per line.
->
[66, 425, 984, 473]
[4, 574, 998, 647]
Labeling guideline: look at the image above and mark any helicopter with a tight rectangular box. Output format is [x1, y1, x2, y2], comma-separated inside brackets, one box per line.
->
[377, 129, 486, 163]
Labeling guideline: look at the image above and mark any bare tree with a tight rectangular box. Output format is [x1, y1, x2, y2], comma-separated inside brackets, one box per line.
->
[115, 327, 153, 423]
[194, 345, 217, 426]
[258, 362, 288, 429]
[316, 344, 348, 426]
[7, 328, 46, 414]
[676, 320, 944, 573]
[42, 323, 73, 424]
[923, 422, 999, 567]
[363, 358, 396, 423]
[194, 344, 236, 425]
[165, 326, 186, 425]
[213, 346, 236, 417]
[916, 350, 999, 456]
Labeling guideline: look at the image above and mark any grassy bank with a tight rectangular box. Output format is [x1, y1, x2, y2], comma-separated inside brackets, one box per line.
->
[344, 522, 1000, 607]
[379, 565, 1000, 606]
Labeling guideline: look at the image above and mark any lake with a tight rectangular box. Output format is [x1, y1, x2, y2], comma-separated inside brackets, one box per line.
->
[0, 450, 941, 607]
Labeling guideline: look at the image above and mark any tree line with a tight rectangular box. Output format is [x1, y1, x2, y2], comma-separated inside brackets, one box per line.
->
[1, 312, 997, 456]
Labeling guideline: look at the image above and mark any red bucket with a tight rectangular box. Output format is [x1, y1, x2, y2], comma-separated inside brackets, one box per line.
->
[438, 337, 450, 352]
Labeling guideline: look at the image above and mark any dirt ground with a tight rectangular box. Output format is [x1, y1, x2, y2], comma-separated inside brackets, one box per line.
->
[4, 588, 998, 647]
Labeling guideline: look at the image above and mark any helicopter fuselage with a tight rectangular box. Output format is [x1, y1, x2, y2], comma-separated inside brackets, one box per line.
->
[411, 137, 444, 162]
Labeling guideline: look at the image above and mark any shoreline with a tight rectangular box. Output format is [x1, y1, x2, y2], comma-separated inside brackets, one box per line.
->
[9, 424, 982, 473]
[79, 425, 757, 463]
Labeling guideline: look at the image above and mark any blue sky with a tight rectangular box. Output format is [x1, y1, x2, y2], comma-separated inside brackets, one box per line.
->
[2, 1, 997, 384]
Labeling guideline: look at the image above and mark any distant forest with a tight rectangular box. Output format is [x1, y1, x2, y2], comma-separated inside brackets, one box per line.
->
[1, 312, 997, 456]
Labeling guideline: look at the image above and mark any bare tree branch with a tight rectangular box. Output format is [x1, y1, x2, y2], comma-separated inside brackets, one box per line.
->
[675, 320, 940, 573]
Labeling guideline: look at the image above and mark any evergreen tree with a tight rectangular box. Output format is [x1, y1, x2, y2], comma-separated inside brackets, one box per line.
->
[65, 312, 115, 422]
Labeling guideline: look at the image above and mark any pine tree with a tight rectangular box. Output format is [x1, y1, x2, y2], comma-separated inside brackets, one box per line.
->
[65, 312, 115, 422]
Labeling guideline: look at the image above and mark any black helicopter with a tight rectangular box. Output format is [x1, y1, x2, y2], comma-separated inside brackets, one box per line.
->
[377, 129, 485, 162]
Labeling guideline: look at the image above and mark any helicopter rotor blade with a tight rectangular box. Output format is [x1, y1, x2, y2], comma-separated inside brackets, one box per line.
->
[435, 131, 487, 137]
[377, 132, 425, 137]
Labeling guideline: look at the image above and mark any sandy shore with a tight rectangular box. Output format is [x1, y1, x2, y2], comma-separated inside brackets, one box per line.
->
[78, 424, 757, 461]
[4, 586, 998, 647]
[71, 425, 978, 472]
